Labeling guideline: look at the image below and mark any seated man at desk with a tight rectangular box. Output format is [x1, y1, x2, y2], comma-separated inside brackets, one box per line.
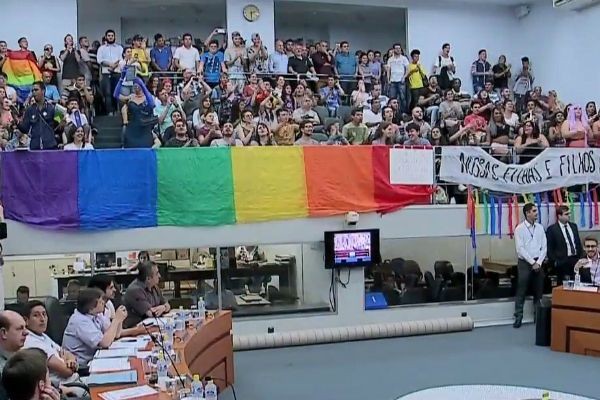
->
[62, 280, 81, 302]
[62, 288, 128, 367]
[574, 236, 600, 285]
[16, 286, 30, 306]
[122, 261, 170, 328]
[23, 301, 85, 393]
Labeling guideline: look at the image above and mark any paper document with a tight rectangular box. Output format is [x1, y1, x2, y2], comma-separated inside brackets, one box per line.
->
[109, 337, 150, 349]
[141, 317, 169, 327]
[136, 351, 152, 359]
[86, 370, 137, 386]
[98, 385, 157, 400]
[89, 357, 131, 373]
[95, 348, 136, 358]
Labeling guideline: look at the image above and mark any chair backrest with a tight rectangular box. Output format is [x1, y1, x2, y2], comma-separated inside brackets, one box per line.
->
[388, 258, 405, 275]
[403, 273, 420, 288]
[313, 106, 329, 125]
[434, 260, 454, 281]
[403, 260, 422, 280]
[45, 297, 71, 346]
[401, 287, 429, 305]
[439, 286, 465, 302]
[312, 132, 329, 143]
[424, 271, 443, 302]
[383, 288, 401, 306]
[337, 105, 352, 123]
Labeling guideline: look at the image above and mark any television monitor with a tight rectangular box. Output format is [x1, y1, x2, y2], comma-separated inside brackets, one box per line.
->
[324, 229, 380, 269]
[95, 252, 116, 268]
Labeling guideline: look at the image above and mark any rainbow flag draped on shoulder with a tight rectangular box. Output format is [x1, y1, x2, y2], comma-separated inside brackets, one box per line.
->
[3, 50, 42, 103]
[0, 148, 434, 231]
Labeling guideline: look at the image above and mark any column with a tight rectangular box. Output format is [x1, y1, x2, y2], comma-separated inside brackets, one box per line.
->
[226, 0, 275, 52]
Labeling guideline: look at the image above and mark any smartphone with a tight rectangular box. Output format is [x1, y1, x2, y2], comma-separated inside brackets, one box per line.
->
[216, 28, 226, 35]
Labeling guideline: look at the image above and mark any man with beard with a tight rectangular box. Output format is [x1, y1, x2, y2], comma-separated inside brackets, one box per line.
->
[96, 29, 123, 115]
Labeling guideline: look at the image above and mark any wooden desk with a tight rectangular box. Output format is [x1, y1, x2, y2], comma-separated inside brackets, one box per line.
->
[90, 311, 234, 400]
[481, 258, 515, 274]
[551, 286, 600, 357]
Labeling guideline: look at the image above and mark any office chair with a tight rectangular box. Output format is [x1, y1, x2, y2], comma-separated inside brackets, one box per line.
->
[44, 297, 71, 346]
[389, 258, 405, 276]
[336, 105, 352, 123]
[400, 287, 428, 305]
[439, 286, 466, 302]
[424, 271, 443, 302]
[402, 260, 423, 281]
[382, 288, 401, 306]
[434, 260, 454, 281]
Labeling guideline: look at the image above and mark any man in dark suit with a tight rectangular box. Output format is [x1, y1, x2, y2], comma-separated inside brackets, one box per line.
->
[546, 205, 583, 280]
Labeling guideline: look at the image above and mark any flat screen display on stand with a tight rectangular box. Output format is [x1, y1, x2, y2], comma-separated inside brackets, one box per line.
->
[324, 229, 380, 269]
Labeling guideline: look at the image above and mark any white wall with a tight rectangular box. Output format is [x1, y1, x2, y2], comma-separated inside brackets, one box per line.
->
[0, 0, 77, 55]
[514, 2, 600, 104]
[121, 18, 225, 45]
[227, 0, 276, 51]
[407, 1, 521, 93]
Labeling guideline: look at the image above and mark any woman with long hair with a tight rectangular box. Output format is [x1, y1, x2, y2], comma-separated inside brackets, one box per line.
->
[234, 109, 257, 145]
[250, 122, 277, 146]
[370, 121, 395, 145]
[586, 101, 598, 125]
[280, 83, 296, 113]
[357, 53, 373, 92]
[258, 94, 281, 130]
[146, 75, 160, 98]
[503, 100, 520, 129]
[475, 89, 493, 122]
[485, 106, 512, 160]
[561, 104, 591, 147]
[515, 120, 549, 164]
[548, 111, 566, 147]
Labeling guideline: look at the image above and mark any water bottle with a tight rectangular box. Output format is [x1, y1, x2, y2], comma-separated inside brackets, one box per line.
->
[157, 351, 169, 390]
[190, 374, 204, 399]
[575, 272, 581, 288]
[175, 306, 185, 332]
[165, 318, 175, 338]
[204, 378, 217, 400]
[197, 297, 206, 325]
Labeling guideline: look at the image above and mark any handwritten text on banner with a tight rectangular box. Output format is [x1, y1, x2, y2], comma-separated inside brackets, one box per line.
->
[440, 147, 598, 193]
[389, 148, 434, 185]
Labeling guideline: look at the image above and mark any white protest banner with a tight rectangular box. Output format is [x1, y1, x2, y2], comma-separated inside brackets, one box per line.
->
[440, 146, 599, 193]
[389, 148, 434, 185]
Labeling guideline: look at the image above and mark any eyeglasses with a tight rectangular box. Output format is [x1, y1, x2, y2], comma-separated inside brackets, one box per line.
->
[44, 48, 51, 51]
[585, 245, 597, 248]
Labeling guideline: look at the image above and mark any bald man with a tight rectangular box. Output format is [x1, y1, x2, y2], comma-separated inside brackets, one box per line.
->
[0, 310, 28, 371]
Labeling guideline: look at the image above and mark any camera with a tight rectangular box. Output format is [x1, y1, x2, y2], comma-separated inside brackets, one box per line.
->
[345, 211, 359, 226]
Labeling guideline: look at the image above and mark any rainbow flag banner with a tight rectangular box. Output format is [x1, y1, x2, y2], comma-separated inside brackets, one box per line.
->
[0, 148, 434, 231]
[3, 50, 42, 103]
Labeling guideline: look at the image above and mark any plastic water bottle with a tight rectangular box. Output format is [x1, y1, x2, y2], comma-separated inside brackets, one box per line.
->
[204, 378, 217, 400]
[175, 307, 185, 332]
[165, 318, 175, 338]
[575, 272, 581, 288]
[156, 351, 169, 390]
[190, 374, 204, 399]
[197, 297, 206, 325]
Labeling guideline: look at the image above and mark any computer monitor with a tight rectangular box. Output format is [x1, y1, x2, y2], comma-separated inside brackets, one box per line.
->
[95, 252, 116, 268]
[324, 229, 380, 269]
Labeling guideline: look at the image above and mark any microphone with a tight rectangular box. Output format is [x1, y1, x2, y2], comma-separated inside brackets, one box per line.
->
[142, 318, 185, 388]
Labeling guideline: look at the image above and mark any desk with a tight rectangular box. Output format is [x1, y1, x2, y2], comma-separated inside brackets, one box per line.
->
[56, 261, 296, 299]
[481, 258, 515, 274]
[551, 286, 600, 357]
[90, 311, 234, 400]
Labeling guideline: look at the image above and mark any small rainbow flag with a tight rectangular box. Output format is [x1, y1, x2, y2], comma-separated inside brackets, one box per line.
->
[3, 50, 42, 103]
[0, 147, 435, 230]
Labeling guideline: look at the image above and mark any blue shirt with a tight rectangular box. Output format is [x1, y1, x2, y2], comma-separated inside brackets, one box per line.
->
[44, 85, 60, 103]
[150, 46, 172, 71]
[18, 102, 57, 150]
[319, 87, 341, 110]
[201, 51, 224, 84]
[62, 310, 109, 367]
[335, 53, 357, 76]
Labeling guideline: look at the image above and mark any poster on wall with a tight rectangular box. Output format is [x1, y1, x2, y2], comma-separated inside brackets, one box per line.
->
[440, 146, 600, 193]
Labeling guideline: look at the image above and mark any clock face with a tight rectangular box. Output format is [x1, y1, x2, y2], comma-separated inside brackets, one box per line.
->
[243, 4, 260, 22]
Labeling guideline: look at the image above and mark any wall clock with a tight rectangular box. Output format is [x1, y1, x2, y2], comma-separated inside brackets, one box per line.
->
[243, 4, 260, 22]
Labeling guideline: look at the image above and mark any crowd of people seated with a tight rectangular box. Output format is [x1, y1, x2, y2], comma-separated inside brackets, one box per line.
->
[0, 30, 598, 152]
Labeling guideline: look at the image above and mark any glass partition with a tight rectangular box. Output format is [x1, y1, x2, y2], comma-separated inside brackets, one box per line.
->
[365, 237, 469, 307]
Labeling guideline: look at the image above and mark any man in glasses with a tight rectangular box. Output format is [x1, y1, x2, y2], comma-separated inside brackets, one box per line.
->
[546, 205, 583, 280]
[574, 237, 600, 286]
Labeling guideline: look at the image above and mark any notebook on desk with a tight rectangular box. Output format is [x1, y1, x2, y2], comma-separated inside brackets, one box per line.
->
[240, 294, 264, 302]
[86, 370, 138, 387]
[98, 385, 157, 400]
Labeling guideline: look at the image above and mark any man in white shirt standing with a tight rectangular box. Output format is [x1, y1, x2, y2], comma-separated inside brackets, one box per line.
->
[513, 203, 546, 328]
[96, 29, 123, 116]
[574, 236, 600, 286]
[173, 33, 200, 73]
[385, 43, 409, 114]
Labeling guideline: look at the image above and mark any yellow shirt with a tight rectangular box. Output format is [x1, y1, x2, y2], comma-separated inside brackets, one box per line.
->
[408, 63, 426, 89]
[131, 48, 150, 76]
